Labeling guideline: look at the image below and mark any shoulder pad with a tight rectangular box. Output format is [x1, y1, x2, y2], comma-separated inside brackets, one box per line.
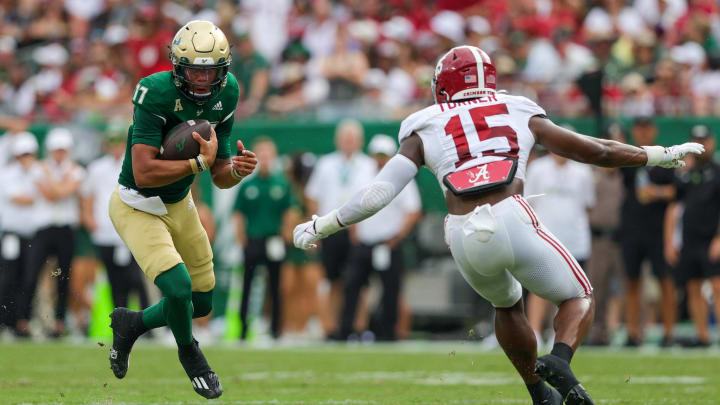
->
[132, 72, 176, 115]
[218, 72, 240, 116]
[224, 72, 240, 98]
[398, 105, 441, 143]
[499, 93, 547, 117]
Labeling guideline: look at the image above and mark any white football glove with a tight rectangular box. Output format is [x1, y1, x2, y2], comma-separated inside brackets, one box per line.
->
[293, 216, 322, 250]
[293, 209, 345, 250]
[643, 142, 705, 168]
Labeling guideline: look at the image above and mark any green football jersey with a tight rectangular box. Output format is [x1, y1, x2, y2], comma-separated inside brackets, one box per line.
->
[118, 70, 240, 203]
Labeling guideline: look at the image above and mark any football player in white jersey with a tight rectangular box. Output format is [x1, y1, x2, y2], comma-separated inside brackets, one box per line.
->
[294, 46, 703, 405]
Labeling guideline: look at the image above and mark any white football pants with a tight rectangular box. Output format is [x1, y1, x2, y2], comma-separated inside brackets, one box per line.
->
[445, 195, 592, 308]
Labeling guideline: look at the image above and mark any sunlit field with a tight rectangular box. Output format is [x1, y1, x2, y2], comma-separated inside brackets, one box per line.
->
[0, 341, 718, 404]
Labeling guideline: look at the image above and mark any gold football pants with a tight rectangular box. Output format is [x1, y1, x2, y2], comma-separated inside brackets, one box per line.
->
[109, 189, 214, 292]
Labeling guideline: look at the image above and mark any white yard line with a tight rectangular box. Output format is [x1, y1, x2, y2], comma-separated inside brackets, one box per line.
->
[230, 370, 709, 387]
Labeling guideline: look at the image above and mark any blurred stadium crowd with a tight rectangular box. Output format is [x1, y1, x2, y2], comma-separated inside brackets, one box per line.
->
[4, 0, 720, 123]
[0, 0, 719, 348]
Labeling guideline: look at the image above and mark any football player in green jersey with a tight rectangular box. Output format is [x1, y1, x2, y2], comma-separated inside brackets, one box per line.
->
[107, 20, 257, 399]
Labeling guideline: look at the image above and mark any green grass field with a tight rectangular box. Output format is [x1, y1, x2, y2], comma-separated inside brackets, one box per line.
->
[0, 341, 718, 404]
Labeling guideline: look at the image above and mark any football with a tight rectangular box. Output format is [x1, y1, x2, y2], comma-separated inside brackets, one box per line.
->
[158, 119, 212, 160]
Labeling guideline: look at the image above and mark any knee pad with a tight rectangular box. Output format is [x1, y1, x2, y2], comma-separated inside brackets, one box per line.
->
[156, 264, 192, 302]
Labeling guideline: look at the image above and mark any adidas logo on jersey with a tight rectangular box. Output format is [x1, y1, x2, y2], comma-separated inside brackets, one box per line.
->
[212, 101, 223, 111]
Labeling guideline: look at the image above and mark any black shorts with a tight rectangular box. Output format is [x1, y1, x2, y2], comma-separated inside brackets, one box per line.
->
[621, 233, 668, 280]
[320, 229, 351, 281]
[676, 243, 720, 282]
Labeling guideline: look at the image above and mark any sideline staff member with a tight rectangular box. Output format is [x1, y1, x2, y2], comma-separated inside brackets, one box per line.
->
[0, 133, 42, 335]
[233, 137, 293, 340]
[336, 135, 421, 341]
[665, 125, 720, 347]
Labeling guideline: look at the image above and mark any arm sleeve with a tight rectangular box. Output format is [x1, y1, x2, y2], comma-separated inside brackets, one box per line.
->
[131, 105, 165, 148]
[215, 111, 234, 159]
[335, 154, 419, 226]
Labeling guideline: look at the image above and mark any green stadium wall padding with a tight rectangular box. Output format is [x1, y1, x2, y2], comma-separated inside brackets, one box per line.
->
[228, 117, 720, 213]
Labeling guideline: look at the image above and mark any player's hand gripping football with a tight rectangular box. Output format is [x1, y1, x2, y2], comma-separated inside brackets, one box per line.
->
[192, 127, 218, 167]
[645, 142, 705, 168]
[231, 140, 257, 178]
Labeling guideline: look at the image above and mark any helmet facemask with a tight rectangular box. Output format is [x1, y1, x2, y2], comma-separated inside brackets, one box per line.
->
[169, 20, 232, 105]
[171, 59, 230, 103]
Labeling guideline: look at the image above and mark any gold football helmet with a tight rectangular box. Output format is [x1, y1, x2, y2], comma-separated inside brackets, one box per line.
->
[169, 20, 231, 103]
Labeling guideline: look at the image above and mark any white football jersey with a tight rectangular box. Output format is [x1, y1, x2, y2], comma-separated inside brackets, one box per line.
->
[398, 92, 546, 191]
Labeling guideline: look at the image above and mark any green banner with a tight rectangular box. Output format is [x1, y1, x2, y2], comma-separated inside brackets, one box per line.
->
[229, 117, 720, 213]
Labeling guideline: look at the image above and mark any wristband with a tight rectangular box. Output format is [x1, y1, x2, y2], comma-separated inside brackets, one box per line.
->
[189, 158, 200, 174]
[196, 155, 209, 172]
[231, 168, 244, 180]
[314, 209, 345, 236]
[642, 146, 665, 166]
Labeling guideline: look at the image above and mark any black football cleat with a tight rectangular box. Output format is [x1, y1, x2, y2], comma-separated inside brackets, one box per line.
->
[178, 339, 223, 399]
[535, 354, 594, 405]
[109, 308, 144, 379]
[534, 384, 564, 405]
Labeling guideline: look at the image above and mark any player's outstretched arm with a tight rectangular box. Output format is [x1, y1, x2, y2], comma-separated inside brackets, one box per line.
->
[530, 116, 704, 168]
[293, 135, 423, 250]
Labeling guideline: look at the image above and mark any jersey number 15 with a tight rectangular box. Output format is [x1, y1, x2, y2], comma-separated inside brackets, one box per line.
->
[444, 104, 518, 168]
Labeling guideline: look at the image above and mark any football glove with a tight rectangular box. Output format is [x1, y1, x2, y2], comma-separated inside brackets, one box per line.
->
[293, 217, 322, 250]
[643, 143, 705, 168]
[293, 209, 344, 250]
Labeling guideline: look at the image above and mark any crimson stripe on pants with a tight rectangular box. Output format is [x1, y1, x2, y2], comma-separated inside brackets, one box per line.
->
[512, 195, 592, 294]
[513, 195, 592, 292]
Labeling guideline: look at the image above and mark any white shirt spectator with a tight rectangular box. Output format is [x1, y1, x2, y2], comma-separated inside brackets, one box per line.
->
[524, 155, 595, 260]
[241, 0, 292, 63]
[64, 0, 105, 20]
[584, 5, 646, 37]
[561, 43, 596, 81]
[81, 154, 124, 246]
[0, 132, 27, 167]
[0, 81, 36, 117]
[522, 39, 562, 83]
[0, 162, 43, 237]
[522, 38, 594, 84]
[634, 0, 686, 31]
[302, 18, 338, 59]
[34, 158, 85, 228]
[691, 70, 720, 98]
[305, 151, 376, 216]
[356, 179, 421, 245]
[363, 67, 415, 109]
